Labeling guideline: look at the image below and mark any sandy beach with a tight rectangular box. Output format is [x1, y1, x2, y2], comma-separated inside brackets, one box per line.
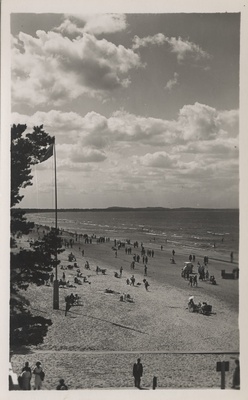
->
[11, 225, 239, 390]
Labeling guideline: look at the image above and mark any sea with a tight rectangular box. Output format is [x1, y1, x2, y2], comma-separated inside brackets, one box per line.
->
[26, 209, 239, 260]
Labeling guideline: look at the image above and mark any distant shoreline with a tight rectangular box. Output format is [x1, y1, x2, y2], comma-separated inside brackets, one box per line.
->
[14, 207, 239, 213]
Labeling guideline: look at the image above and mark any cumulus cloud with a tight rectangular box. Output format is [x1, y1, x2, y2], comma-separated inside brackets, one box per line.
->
[54, 19, 84, 36]
[13, 102, 238, 193]
[56, 159, 95, 172]
[71, 148, 107, 163]
[13, 103, 238, 152]
[57, 143, 107, 164]
[14, 101, 238, 207]
[11, 30, 142, 107]
[177, 102, 221, 141]
[175, 137, 238, 158]
[132, 34, 210, 63]
[217, 109, 239, 138]
[132, 33, 167, 49]
[138, 152, 179, 168]
[165, 72, 179, 91]
[56, 14, 127, 35]
[167, 36, 210, 63]
[108, 111, 179, 145]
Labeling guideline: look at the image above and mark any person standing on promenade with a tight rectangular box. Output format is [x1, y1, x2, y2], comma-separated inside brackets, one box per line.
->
[133, 358, 143, 389]
[33, 362, 44, 390]
[231, 359, 240, 389]
[21, 362, 32, 390]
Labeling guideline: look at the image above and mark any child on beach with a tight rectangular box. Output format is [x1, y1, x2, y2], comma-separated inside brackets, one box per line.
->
[56, 378, 68, 390]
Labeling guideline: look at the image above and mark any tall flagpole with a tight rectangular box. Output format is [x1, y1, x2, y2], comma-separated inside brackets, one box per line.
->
[53, 138, 59, 309]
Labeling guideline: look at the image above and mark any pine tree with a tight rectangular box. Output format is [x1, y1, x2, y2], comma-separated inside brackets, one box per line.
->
[10, 124, 64, 347]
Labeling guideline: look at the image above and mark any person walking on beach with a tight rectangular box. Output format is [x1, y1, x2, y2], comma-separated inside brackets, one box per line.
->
[33, 362, 44, 390]
[144, 265, 147, 276]
[230, 252, 234, 263]
[133, 358, 143, 389]
[50, 272, 54, 284]
[65, 295, 72, 316]
[120, 266, 123, 277]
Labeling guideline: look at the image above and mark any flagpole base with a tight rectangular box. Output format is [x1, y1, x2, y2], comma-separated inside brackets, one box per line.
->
[53, 279, 59, 309]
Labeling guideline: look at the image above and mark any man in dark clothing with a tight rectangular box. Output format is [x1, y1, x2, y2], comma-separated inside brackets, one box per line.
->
[133, 358, 143, 389]
[232, 359, 240, 389]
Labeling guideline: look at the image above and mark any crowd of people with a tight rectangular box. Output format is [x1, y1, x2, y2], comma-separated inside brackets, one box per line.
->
[14, 226, 239, 390]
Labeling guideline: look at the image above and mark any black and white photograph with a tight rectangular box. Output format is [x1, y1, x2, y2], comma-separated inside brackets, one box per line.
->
[1, 0, 248, 397]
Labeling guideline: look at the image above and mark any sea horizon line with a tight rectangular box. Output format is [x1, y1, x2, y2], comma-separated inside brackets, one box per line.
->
[14, 206, 239, 213]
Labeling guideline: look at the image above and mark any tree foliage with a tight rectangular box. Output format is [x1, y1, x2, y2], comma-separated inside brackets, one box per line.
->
[10, 124, 63, 348]
[10, 294, 52, 347]
[11, 229, 64, 293]
[11, 124, 54, 208]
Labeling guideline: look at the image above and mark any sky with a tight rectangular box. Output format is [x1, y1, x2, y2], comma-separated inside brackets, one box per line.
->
[10, 12, 240, 209]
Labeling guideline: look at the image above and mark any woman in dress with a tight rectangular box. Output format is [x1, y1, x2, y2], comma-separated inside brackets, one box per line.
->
[33, 361, 44, 390]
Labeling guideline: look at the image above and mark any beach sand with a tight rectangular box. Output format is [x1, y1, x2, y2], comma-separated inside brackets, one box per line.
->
[11, 226, 239, 390]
